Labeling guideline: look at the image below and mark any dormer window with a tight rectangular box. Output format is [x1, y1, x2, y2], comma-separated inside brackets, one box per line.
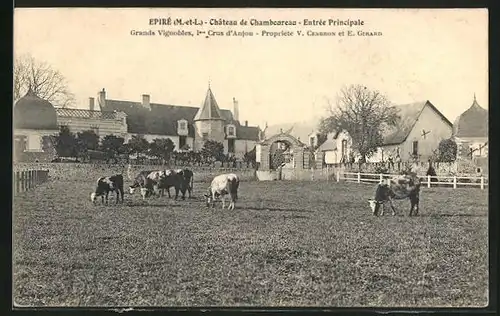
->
[226, 124, 236, 138]
[177, 119, 188, 136]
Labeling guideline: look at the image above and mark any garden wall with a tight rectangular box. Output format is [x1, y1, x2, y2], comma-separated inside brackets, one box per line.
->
[13, 163, 257, 183]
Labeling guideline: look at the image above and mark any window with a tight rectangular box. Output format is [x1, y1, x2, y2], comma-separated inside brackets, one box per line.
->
[227, 126, 235, 136]
[179, 121, 187, 130]
[90, 125, 99, 136]
[228, 139, 235, 153]
[14, 135, 27, 152]
[412, 141, 419, 155]
[179, 136, 187, 149]
[202, 133, 208, 141]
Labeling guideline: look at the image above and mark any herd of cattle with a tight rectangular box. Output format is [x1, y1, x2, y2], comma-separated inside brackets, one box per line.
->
[90, 168, 241, 211]
[90, 168, 422, 216]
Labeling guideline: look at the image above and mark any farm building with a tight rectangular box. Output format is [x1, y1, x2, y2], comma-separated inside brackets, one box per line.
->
[13, 88, 60, 159]
[94, 86, 262, 159]
[315, 100, 454, 163]
[452, 95, 488, 158]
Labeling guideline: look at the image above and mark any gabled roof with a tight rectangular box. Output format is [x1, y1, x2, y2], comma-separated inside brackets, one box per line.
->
[55, 108, 118, 120]
[453, 96, 488, 138]
[194, 87, 224, 121]
[382, 100, 452, 146]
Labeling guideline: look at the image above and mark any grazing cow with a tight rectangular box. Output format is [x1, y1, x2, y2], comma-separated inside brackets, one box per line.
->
[175, 168, 194, 199]
[204, 173, 240, 210]
[91, 174, 124, 205]
[129, 170, 158, 199]
[368, 173, 421, 216]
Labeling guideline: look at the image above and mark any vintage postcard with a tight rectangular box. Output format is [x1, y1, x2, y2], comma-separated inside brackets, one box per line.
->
[13, 8, 489, 308]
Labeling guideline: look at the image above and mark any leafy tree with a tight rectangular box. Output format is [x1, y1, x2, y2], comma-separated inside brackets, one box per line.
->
[41, 135, 57, 154]
[201, 140, 225, 162]
[319, 84, 400, 162]
[100, 135, 125, 160]
[127, 135, 150, 157]
[76, 130, 99, 151]
[14, 54, 75, 107]
[270, 148, 286, 169]
[149, 138, 176, 164]
[54, 126, 78, 158]
[315, 133, 328, 150]
[438, 138, 458, 162]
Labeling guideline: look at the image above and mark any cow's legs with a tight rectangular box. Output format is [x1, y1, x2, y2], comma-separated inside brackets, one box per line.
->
[221, 196, 226, 209]
[373, 202, 381, 216]
[115, 191, 119, 204]
[388, 197, 397, 216]
[101, 195, 105, 205]
[167, 187, 171, 198]
[409, 193, 419, 216]
[105, 192, 109, 205]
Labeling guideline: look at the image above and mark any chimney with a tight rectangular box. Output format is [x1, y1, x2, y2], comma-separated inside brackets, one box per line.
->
[142, 94, 151, 110]
[97, 88, 106, 110]
[89, 97, 95, 111]
[245, 120, 248, 127]
[233, 97, 239, 121]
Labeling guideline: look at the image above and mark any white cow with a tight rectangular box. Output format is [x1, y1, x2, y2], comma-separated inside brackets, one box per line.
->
[204, 173, 240, 210]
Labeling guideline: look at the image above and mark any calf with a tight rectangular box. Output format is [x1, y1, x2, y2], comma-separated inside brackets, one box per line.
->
[91, 174, 124, 205]
[368, 173, 421, 216]
[204, 173, 240, 210]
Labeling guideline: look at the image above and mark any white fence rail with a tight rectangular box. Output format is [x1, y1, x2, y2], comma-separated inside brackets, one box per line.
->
[337, 171, 488, 190]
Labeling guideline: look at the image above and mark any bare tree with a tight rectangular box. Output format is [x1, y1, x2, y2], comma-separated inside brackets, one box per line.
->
[14, 54, 75, 108]
[319, 84, 400, 162]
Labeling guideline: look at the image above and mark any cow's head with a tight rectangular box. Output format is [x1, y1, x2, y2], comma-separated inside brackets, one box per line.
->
[129, 186, 136, 194]
[204, 188, 213, 207]
[90, 192, 98, 204]
[368, 199, 377, 214]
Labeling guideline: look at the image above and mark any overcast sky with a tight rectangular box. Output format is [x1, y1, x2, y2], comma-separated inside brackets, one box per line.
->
[14, 8, 488, 128]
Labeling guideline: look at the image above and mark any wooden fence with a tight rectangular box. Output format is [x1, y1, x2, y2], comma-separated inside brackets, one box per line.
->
[337, 171, 489, 190]
[13, 169, 50, 195]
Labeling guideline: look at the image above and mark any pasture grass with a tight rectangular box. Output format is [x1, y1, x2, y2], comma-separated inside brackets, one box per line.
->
[13, 179, 488, 307]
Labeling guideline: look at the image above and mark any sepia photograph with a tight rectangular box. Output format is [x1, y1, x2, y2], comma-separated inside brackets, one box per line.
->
[12, 8, 489, 308]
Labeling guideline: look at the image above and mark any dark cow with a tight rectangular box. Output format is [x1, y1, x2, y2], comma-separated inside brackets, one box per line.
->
[204, 173, 240, 210]
[175, 168, 194, 199]
[368, 173, 421, 216]
[156, 169, 184, 200]
[91, 174, 124, 205]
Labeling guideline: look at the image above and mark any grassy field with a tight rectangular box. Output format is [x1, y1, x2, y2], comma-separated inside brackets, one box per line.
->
[13, 178, 489, 307]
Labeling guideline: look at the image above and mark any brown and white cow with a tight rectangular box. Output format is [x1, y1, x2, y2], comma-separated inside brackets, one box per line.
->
[368, 173, 422, 216]
[129, 170, 161, 200]
[204, 173, 240, 210]
[91, 174, 124, 205]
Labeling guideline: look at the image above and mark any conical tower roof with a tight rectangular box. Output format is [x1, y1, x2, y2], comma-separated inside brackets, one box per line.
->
[453, 94, 488, 138]
[194, 86, 224, 121]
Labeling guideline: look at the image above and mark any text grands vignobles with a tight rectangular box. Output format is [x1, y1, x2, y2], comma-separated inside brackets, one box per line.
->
[149, 17, 365, 27]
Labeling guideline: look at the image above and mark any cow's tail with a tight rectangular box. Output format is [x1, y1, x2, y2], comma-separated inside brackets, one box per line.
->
[190, 173, 194, 194]
[127, 163, 133, 181]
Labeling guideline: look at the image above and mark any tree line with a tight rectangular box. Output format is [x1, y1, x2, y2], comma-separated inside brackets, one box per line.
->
[42, 126, 257, 167]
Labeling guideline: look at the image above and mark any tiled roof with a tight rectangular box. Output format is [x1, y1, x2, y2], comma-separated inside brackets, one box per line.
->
[453, 98, 488, 138]
[55, 108, 118, 120]
[102, 98, 260, 141]
[194, 87, 224, 120]
[382, 100, 452, 146]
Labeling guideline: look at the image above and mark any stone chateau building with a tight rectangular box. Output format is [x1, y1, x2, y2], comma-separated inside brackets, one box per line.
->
[13, 86, 262, 161]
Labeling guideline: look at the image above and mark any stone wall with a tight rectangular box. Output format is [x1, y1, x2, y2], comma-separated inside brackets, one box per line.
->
[13, 162, 257, 183]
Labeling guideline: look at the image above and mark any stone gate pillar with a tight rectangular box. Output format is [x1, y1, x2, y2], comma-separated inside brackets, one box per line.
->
[294, 147, 304, 169]
[259, 144, 270, 170]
